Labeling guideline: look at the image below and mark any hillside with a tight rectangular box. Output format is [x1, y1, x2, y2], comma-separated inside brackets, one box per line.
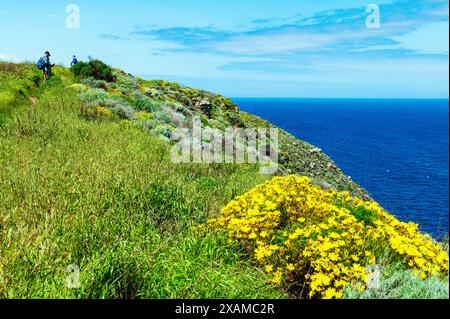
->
[0, 61, 448, 299]
[71, 62, 371, 200]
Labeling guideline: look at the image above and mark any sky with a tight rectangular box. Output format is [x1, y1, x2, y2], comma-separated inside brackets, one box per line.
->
[0, 0, 448, 98]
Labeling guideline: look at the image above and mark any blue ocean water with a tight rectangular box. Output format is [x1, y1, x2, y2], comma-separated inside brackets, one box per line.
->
[234, 98, 449, 238]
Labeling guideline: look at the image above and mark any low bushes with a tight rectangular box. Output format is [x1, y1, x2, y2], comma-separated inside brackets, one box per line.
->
[83, 106, 114, 120]
[71, 59, 116, 82]
[344, 262, 449, 299]
[78, 89, 134, 120]
[196, 175, 449, 299]
[133, 94, 162, 113]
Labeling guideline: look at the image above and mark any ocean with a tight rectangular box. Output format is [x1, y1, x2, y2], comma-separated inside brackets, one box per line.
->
[233, 98, 449, 239]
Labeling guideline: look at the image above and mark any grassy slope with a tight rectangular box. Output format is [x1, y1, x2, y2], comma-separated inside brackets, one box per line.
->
[1, 63, 447, 299]
[136, 74, 372, 201]
[0, 64, 286, 298]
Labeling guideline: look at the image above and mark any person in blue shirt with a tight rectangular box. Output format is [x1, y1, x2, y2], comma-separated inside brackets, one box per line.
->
[71, 55, 78, 66]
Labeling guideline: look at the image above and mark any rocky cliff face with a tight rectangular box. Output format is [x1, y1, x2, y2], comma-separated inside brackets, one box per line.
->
[77, 68, 372, 201]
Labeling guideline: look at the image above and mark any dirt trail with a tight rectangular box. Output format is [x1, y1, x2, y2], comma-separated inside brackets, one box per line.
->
[29, 97, 38, 105]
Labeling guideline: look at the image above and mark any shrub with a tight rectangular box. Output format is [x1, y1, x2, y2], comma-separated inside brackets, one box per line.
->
[343, 263, 449, 299]
[160, 107, 186, 127]
[83, 106, 113, 120]
[82, 77, 109, 90]
[195, 175, 449, 299]
[153, 123, 175, 139]
[116, 71, 141, 90]
[71, 60, 116, 82]
[166, 102, 186, 113]
[133, 95, 162, 113]
[110, 103, 135, 120]
[78, 88, 110, 106]
[71, 61, 94, 78]
[78, 88, 135, 120]
[135, 111, 153, 121]
[153, 111, 174, 125]
[107, 88, 124, 97]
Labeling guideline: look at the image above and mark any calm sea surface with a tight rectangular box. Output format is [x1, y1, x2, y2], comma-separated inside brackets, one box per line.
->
[234, 98, 449, 238]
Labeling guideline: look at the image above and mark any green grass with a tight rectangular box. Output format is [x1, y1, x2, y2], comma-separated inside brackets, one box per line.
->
[337, 203, 378, 227]
[0, 63, 38, 126]
[0, 64, 286, 299]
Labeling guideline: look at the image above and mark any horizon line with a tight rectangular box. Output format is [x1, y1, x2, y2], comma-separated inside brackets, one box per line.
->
[231, 97, 450, 100]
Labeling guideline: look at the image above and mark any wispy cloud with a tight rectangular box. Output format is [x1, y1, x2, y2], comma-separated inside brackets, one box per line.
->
[131, 0, 448, 57]
[90, 0, 448, 97]
[99, 34, 126, 41]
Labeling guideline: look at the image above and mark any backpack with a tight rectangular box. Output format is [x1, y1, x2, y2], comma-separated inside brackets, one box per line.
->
[37, 57, 45, 70]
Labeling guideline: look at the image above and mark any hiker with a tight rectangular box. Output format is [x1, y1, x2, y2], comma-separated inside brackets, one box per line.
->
[37, 51, 55, 81]
[71, 55, 78, 66]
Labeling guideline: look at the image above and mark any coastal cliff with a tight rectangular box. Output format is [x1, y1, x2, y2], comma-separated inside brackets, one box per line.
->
[1, 61, 446, 299]
[71, 64, 372, 201]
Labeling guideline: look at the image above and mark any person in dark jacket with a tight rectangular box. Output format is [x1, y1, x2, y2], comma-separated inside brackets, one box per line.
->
[43, 51, 55, 81]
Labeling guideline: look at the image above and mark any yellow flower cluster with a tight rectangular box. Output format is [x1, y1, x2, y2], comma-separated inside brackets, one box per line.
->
[197, 175, 449, 299]
[85, 106, 113, 119]
[135, 111, 153, 121]
[107, 88, 125, 97]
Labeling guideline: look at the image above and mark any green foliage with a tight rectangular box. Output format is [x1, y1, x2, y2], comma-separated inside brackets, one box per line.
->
[0, 68, 281, 299]
[153, 123, 176, 139]
[0, 62, 41, 126]
[2, 62, 446, 300]
[133, 95, 162, 113]
[70, 61, 94, 78]
[337, 203, 378, 226]
[82, 77, 109, 90]
[78, 89, 135, 120]
[71, 60, 116, 82]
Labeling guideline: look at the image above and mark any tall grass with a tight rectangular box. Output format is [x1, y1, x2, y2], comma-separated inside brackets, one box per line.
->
[0, 65, 286, 299]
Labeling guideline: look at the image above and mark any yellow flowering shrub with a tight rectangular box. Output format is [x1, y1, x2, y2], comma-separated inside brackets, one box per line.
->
[196, 175, 449, 299]
[135, 111, 153, 121]
[84, 106, 113, 120]
[107, 88, 125, 97]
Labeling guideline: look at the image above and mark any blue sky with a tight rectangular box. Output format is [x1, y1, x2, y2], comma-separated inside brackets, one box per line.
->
[0, 0, 448, 98]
